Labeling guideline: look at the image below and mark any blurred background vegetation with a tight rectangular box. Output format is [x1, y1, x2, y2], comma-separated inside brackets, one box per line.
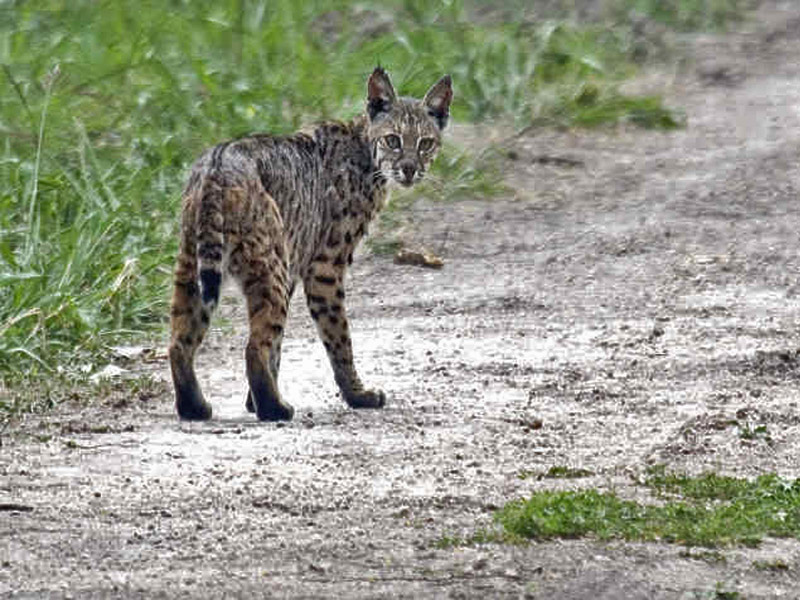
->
[0, 0, 746, 412]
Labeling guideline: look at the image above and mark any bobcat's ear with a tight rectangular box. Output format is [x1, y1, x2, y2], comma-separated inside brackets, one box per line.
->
[367, 67, 397, 122]
[422, 75, 453, 130]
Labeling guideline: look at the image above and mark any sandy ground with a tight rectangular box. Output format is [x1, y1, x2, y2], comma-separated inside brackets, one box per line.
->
[5, 2, 800, 598]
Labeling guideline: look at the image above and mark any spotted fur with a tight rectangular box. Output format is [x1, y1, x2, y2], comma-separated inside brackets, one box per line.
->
[169, 67, 453, 421]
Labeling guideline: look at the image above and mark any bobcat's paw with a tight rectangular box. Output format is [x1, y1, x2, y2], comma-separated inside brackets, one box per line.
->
[171, 344, 212, 421]
[345, 388, 386, 409]
[176, 396, 213, 421]
[247, 389, 294, 421]
[256, 401, 295, 422]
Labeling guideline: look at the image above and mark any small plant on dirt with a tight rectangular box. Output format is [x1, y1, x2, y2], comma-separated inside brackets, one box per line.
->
[711, 581, 741, 600]
[752, 558, 790, 572]
[545, 465, 595, 479]
[517, 465, 595, 480]
[679, 549, 727, 563]
[738, 423, 771, 443]
[494, 468, 800, 548]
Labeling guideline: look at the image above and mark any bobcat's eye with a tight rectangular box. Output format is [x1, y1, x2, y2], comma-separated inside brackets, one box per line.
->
[384, 134, 401, 151]
[418, 137, 435, 153]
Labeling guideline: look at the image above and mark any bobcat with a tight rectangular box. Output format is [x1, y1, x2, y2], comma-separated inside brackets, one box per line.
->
[168, 67, 453, 421]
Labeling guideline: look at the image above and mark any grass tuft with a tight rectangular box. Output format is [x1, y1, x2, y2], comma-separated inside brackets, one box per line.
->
[0, 372, 167, 433]
[495, 469, 800, 548]
[433, 528, 521, 549]
[517, 465, 595, 480]
[611, 0, 747, 31]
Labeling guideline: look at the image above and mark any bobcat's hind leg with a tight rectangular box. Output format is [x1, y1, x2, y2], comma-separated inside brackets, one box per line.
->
[233, 209, 293, 422]
[244, 330, 283, 414]
[246, 283, 294, 413]
[244, 278, 293, 421]
[169, 254, 213, 421]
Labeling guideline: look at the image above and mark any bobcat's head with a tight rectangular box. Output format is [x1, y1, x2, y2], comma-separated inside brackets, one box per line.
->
[366, 67, 453, 188]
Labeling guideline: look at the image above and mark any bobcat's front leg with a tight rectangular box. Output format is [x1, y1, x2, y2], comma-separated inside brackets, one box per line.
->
[304, 262, 385, 409]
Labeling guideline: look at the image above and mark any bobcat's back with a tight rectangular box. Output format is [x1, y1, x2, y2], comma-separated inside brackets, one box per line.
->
[184, 119, 380, 308]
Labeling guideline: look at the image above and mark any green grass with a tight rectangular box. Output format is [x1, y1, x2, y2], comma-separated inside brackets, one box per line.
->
[0, 0, 741, 410]
[611, 0, 747, 31]
[0, 371, 167, 432]
[711, 582, 742, 600]
[495, 468, 800, 548]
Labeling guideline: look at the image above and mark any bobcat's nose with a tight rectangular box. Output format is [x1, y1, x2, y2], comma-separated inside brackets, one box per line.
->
[399, 163, 416, 186]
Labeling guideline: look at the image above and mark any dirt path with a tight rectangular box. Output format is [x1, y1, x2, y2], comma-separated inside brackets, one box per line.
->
[4, 3, 800, 598]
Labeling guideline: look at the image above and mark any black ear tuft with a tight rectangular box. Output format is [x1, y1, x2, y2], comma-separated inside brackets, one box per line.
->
[422, 75, 453, 130]
[367, 66, 397, 121]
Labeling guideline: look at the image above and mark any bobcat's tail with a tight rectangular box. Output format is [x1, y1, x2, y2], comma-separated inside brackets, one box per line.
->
[196, 175, 226, 312]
